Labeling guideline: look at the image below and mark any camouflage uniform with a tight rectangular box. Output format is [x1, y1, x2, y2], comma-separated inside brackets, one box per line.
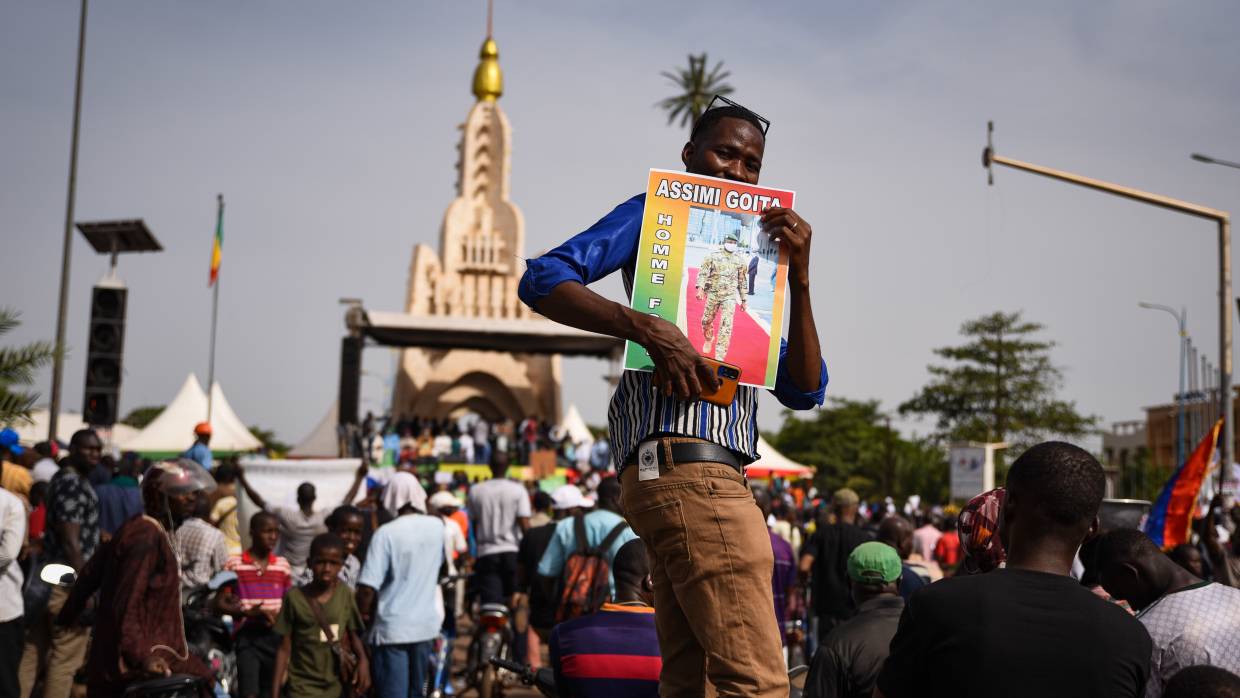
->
[697, 246, 748, 360]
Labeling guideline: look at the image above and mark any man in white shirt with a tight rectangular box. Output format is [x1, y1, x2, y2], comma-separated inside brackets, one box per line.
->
[357, 472, 447, 698]
[235, 461, 367, 578]
[467, 452, 530, 606]
[0, 485, 26, 697]
[473, 420, 491, 465]
[1099, 527, 1240, 697]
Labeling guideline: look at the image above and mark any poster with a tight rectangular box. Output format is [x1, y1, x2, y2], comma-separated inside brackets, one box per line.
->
[623, 169, 794, 389]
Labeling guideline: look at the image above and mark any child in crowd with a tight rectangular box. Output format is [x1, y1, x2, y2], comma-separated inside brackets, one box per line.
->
[225, 512, 292, 698]
[293, 506, 365, 588]
[272, 534, 370, 698]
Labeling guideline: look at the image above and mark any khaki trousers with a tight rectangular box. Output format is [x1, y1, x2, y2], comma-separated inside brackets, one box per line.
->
[620, 440, 788, 698]
[19, 584, 89, 698]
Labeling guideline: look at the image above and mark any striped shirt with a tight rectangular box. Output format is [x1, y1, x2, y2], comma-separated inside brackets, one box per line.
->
[225, 550, 292, 627]
[519, 193, 828, 469]
[549, 603, 661, 697]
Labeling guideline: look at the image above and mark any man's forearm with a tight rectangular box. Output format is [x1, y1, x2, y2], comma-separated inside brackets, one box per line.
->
[535, 281, 649, 344]
[784, 272, 822, 392]
[61, 526, 85, 570]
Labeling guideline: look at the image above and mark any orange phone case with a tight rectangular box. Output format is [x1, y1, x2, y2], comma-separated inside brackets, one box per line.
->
[699, 358, 740, 407]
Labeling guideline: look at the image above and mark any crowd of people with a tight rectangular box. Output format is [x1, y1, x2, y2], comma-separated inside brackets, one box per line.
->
[343, 412, 611, 474]
[6, 103, 1240, 698]
[6, 420, 1240, 697]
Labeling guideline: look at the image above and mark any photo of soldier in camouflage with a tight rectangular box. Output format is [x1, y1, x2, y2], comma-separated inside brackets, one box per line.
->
[696, 232, 749, 360]
[684, 206, 782, 378]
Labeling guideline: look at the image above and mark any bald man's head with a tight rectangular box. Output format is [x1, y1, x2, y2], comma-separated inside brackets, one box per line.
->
[878, 515, 914, 560]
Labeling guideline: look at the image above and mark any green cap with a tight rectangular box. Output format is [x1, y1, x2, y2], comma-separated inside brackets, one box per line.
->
[847, 542, 902, 584]
[724, 233, 740, 243]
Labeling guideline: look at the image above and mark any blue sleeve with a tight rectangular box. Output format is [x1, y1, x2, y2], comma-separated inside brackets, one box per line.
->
[517, 194, 645, 309]
[537, 520, 569, 578]
[769, 338, 828, 410]
[357, 529, 389, 591]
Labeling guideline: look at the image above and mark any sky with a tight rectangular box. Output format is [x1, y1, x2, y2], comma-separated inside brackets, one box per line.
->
[3, 1, 1239, 449]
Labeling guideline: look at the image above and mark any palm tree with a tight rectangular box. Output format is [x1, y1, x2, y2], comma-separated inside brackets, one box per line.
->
[0, 308, 56, 424]
[658, 53, 734, 130]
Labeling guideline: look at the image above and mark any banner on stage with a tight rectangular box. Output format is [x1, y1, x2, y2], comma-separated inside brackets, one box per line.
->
[622, 169, 794, 389]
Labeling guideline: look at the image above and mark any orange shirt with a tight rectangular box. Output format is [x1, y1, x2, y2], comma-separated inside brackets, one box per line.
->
[449, 509, 469, 542]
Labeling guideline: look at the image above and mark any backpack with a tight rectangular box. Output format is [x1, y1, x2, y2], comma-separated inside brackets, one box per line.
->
[555, 513, 629, 622]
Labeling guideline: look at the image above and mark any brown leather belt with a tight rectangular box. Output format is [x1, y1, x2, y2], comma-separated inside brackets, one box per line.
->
[623, 438, 745, 475]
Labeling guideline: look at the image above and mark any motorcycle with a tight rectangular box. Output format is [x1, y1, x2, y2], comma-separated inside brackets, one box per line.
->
[464, 602, 514, 698]
[38, 564, 215, 698]
[183, 571, 239, 697]
[488, 657, 556, 697]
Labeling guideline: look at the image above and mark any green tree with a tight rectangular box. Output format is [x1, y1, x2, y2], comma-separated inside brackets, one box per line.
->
[899, 311, 1097, 458]
[120, 405, 165, 429]
[248, 425, 289, 457]
[768, 398, 948, 502]
[0, 308, 57, 425]
[1118, 447, 1172, 502]
[658, 53, 733, 129]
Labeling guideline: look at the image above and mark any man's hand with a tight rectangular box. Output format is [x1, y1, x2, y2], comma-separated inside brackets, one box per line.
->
[213, 588, 243, 616]
[761, 207, 812, 285]
[353, 661, 371, 693]
[142, 655, 171, 677]
[696, 288, 705, 301]
[640, 315, 718, 401]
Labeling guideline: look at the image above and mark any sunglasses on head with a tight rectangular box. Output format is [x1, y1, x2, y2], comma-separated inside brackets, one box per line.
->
[700, 94, 771, 136]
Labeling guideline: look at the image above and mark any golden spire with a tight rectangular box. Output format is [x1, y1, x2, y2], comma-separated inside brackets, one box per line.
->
[471, 0, 502, 101]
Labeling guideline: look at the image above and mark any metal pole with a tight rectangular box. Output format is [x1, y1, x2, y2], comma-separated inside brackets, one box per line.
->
[206, 194, 223, 422]
[983, 124, 1232, 486]
[48, 0, 89, 443]
[1178, 309, 1188, 468]
[1140, 302, 1188, 468]
[1223, 217, 1235, 488]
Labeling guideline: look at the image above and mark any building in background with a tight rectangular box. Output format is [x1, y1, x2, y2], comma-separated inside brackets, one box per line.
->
[391, 32, 561, 423]
[1144, 391, 1240, 469]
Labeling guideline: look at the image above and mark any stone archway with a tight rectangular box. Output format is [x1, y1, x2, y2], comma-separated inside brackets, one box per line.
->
[435, 371, 526, 423]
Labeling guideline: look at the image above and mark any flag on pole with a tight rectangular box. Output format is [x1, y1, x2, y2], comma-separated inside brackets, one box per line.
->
[1144, 419, 1222, 549]
[209, 197, 224, 286]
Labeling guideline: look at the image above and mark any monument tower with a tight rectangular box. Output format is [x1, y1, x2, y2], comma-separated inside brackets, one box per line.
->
[390, 22, 562, 423]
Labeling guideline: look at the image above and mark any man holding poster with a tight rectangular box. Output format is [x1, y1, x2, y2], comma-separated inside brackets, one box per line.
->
[518, 97, 826, 697]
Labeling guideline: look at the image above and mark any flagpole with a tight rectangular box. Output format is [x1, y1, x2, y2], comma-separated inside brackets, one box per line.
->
[207, 193, 223, 422]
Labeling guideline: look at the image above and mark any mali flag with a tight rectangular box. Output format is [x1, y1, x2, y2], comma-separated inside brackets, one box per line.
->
[1144, 419, 1221, 549]
[209, 197, 224, 286]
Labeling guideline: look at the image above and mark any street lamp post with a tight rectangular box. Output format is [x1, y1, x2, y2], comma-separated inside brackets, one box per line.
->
[1193, 152, 1240, 488]
[1139, 302, 1188, 468]
[982, 123, 1233, 487]
[48, 0, 90, 443]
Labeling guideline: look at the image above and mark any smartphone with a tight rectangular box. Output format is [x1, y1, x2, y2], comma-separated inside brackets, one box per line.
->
[699, 358, 741, 407]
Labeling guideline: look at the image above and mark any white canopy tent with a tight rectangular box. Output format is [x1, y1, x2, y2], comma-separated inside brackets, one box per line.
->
[288, 402, 341, 458]
[559, 404, 594, 446]
[8, 409, 139, 447]
[122, 374, 262, 454]
[746, 435, 814, 479]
